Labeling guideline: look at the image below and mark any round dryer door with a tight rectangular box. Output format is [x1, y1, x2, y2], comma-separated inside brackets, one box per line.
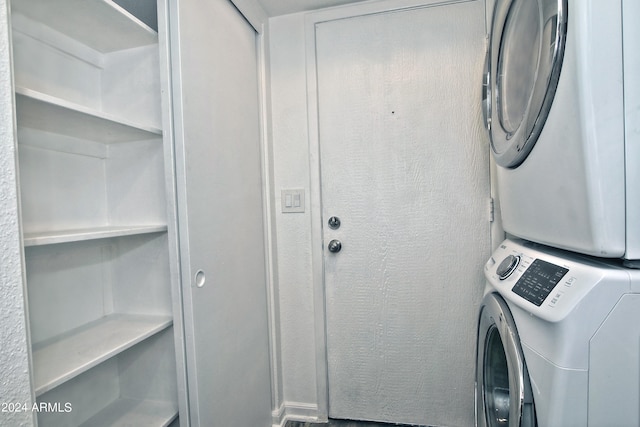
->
[483, 0, 568, 168]
[476, 293, 536, 427]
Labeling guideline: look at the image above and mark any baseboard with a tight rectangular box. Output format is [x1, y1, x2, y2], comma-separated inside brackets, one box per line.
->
[272, 401, 325, 427]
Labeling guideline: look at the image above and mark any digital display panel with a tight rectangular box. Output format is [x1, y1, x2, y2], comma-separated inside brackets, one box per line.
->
[512, 259, 569, 306]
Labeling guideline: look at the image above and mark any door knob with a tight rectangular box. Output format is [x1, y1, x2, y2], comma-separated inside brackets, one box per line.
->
[328, 239, 342, 253]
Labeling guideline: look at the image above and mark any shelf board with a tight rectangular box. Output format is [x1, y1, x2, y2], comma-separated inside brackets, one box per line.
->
[15, 88, 162, 143]
[32, 314, 173, 396]
[79, 398, 177, 427]
[10, 0, 157, 53]
[23, 225, 168, 247]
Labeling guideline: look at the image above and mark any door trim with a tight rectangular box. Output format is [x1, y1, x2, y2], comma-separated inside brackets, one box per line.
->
[160, 0, 191, 423]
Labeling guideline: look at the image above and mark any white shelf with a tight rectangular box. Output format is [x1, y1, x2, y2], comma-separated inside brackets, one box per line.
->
[79, 398, 177, 427]
[10, 0, 157, 53]
[23, 225, 168, 247]
[32, 314, 172, 396]
[15, 88, 162, 143]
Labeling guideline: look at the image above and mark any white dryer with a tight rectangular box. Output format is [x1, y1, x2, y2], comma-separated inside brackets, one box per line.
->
[483, 0, 640, 263]
[476, 238, 640, 427]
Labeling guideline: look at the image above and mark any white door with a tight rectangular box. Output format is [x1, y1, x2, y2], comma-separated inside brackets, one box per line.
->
[316, 2, 490, 425]
[169, 0, 272, 425]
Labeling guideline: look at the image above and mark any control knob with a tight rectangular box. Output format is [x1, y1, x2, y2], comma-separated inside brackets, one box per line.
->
[496, 254, 520, 280]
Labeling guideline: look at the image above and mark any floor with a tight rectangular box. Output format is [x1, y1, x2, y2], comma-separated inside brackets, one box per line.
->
[285, 420, 429, 427]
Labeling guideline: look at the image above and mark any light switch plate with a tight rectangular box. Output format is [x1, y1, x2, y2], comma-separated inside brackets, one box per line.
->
[281, 189, 305, 213]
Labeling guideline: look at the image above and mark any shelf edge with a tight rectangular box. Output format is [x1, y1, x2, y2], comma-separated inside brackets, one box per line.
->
[16, 87, 163, 142]
[33, 314, 173, 396]
[23, 225, 168, 247]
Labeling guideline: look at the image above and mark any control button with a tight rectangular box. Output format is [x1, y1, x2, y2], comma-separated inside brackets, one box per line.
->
[496, 255, 520, 280]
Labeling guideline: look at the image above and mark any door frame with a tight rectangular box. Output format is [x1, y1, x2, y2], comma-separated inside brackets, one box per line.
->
[303, 0, 491, 420]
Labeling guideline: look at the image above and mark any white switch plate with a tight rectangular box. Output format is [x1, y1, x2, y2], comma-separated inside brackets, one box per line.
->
[281, 189, 305, 213]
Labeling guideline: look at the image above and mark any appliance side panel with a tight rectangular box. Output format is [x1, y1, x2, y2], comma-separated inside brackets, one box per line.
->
[588, 294, 640, 426]
[623, 0, 640, 260]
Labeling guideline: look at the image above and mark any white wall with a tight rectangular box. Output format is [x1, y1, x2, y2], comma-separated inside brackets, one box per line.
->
[0, 1, 35, 425]
[269, 12, 321, 419]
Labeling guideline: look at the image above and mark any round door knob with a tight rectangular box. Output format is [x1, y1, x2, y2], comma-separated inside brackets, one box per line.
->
[328, 239, 342, 253]
[496, 255, 519, 280]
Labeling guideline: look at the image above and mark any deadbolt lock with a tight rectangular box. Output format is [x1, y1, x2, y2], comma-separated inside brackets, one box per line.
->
[328, 216, 341, 230]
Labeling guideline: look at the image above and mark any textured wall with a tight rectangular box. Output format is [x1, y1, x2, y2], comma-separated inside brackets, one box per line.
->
[0, 1, 35, 425]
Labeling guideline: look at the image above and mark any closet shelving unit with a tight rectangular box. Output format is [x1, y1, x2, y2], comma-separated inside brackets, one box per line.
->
[11, 0, 179, 425]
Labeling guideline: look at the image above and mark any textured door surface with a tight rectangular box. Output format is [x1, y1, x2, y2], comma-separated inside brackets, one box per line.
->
[170, 0, 272, 425]
[316, 2, 490, 425]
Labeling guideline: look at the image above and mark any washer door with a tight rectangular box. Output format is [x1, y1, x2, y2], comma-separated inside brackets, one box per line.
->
[476, 293, 536, 427]
[483, 0, 567, 168]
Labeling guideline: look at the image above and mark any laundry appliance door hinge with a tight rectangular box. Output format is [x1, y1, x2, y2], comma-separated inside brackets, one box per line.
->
[489, 197, 495, 223]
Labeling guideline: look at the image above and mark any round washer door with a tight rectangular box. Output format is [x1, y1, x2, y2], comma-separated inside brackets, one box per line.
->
[476, 293, 536, 427]
[483, 0, 567, 168]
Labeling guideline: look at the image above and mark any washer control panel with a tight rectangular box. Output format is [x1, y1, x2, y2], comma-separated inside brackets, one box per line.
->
[486, 239, 635, 325]
[485, 239, 595, 321]
[511, 259, 569, 306]
[484, 238, 630, 322]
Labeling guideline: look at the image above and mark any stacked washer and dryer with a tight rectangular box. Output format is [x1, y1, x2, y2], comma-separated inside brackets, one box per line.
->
[476, 0, 640, 426]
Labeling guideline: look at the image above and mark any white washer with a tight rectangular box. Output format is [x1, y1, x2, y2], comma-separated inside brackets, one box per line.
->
[483, 0, 640, 262]
[476, 238, 640, 427]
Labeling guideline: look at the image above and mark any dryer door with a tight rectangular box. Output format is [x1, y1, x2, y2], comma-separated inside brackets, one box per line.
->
[483, 0, 567, 168]
[476, 293, 536, 427]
